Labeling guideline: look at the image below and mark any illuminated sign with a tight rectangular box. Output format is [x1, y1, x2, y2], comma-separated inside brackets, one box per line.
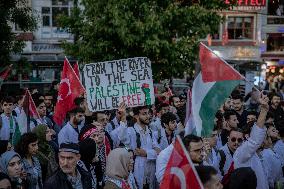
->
[225, 0, 266, 6]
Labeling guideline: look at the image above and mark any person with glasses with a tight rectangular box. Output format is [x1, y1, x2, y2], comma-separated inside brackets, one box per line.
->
[0, 151, 27, 188]
[217, 128, 244, 179]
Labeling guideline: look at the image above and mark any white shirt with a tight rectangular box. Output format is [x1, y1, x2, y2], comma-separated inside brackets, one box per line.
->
[106, 117, 120, 134]
[113, 123, 160, 189]
[58, 122, 82, 145]
[155, 144, 173, 183]
[0, 114, 16, 140]
[260, 148, 283, 188]
[273, 140, 284, 166]
[233, 124, 269, 189]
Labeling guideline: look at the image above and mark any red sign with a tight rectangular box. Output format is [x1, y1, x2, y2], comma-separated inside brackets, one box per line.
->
[225, 0, 266, 7]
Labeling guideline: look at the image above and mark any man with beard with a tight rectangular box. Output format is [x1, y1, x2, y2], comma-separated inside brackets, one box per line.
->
[220, 111, 239, 145]
[44, 93, 54, 117]
[155, 134, 204, 183]
[231, 94, 248, 128]
[269, 93, 284, 124]
[114, 106, 160, 189]
[58, 107, 85, 145]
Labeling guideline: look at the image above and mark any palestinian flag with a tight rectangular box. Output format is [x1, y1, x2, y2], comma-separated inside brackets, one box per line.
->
[192, 43, 243, 136]
[0, 64, 12, 88]
[18, 90, 40, 134]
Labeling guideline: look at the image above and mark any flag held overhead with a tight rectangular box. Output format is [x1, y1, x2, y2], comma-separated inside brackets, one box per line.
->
[199, 42, 243, 83]
[160, 136, 204, 189]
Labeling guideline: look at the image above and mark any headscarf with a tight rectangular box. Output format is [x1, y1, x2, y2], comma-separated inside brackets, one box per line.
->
[32, 124, 52, 156]
[0, 151, 21, 175]
[105, 148, 131, 180]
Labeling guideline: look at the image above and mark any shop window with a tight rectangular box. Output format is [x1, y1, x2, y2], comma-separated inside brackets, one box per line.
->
[268, 0, 284, 16]
[227, 16, 253, 40]
[267, 33, 284, 52]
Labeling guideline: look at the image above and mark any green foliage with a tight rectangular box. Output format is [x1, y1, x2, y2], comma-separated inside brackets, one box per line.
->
[60, 0, 229, 80]
[0, 0, 37, 66]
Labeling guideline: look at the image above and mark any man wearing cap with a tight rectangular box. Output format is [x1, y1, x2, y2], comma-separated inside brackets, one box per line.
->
[44, 143, 93, 189]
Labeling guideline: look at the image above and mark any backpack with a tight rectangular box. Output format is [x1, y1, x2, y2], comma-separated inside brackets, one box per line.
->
[134, 127, 153, 148]
[218, 149, 226, 176]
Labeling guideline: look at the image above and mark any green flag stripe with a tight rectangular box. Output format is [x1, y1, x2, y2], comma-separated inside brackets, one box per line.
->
[199, 80, 240, 136]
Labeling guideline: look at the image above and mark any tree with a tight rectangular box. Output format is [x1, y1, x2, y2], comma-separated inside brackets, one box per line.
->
[60, 0, 231, 80]
[0, 0, 37, 66]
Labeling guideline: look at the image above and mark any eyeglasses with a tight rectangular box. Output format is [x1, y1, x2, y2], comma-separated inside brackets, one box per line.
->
[230, 137, 243, 143]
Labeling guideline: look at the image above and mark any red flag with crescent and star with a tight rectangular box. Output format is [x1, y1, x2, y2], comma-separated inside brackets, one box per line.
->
[160, 136, 204, 189]
[53, 58, 85, 126]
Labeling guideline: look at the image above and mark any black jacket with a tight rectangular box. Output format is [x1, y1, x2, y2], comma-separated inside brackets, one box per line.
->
[43, 166, 92, 189]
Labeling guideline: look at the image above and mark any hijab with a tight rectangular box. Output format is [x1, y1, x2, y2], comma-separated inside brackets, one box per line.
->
[0, 151, 21, 175]
[32, 124, 52, 156]
[105, 148, 131, 180]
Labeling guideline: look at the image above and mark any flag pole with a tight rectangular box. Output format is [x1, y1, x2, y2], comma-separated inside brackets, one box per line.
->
[176, 135, 205, 189]
[199, 42, 261, 93]
[64, 56, 86, 91]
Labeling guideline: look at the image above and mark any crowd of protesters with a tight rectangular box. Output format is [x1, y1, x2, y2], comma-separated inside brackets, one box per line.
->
[0, 81, 283, 189]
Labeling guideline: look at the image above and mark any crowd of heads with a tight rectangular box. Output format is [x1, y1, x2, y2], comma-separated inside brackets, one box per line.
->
[0, 82, 283, 189]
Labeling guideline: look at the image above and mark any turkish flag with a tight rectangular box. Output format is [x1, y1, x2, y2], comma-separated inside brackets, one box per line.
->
[73, 61, 79, 77]
[53, 58, 85, 126]
[160, 136, 204, 189]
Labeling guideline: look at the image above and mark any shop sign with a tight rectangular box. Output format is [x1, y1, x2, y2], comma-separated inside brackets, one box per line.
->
[225, 0, 266, 10]
[32, 44, 63, 52]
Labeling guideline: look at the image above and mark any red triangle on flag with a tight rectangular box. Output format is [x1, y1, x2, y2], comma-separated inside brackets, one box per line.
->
[53, 58, 85, 126]
[199, 43, 243, 83]
[160, 136, 204, 189]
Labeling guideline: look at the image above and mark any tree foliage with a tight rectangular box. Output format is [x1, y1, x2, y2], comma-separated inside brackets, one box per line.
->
[0, 0, 37, 66]
[60, 0, 230, 80]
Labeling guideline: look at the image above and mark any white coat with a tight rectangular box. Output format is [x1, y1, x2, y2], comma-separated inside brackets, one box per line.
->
[260, 148, 283, 188]
[105, 117, 120, 134]
[233, 124, 269, 189]
[154, 128, 172, 151]
[216, 144, 233, 177]
[0, 114, 17, 140]
[58, 122, 83, 145]
[273, 139, 284, 166]
[155, 144, 174, 183]
[205, 148, 219, 172]
[112, 123, 160, 189]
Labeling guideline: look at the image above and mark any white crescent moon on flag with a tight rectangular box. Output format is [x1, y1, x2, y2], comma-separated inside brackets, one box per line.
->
[57, 78, 72, 101]
[170, 167, 187, 189]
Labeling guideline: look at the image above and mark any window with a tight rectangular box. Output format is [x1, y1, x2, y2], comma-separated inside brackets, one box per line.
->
[267, 33, 284, 52]
[268, 1, 284, 16]
[227, 16, 253, 40]
[52, 7, 68, 27]
[42, 7, 51, 27]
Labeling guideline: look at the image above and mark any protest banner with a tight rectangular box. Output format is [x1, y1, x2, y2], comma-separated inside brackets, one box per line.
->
[83, 57, 155, 111]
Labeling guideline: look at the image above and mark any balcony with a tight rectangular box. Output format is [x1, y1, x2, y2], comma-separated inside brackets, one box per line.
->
[267, 16, 284, 25]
